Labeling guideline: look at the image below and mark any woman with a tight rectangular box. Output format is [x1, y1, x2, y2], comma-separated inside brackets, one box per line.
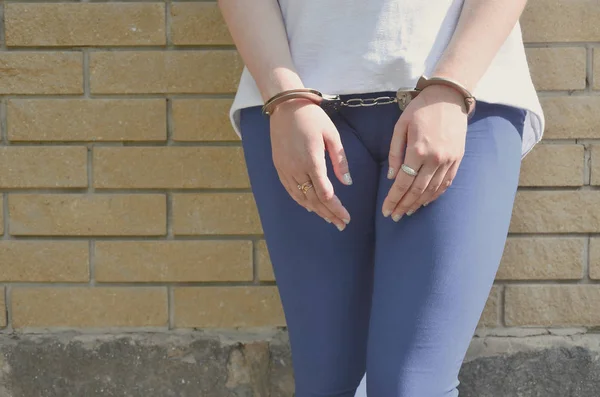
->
[219, 0, 544, 396]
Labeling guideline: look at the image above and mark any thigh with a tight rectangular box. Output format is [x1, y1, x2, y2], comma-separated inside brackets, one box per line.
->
[240, 107, 379, 397]
[367, 104, 525, 397]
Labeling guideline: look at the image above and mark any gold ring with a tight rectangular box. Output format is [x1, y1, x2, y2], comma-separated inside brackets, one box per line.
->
[297, 181, 313, 194]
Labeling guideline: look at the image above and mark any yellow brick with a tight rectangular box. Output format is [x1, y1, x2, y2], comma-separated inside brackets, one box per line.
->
[93, 147, 249, 189]
[510, 191, 600, 233]
[0, 147, 87, 188]
[540, 96, 600, 139]
[7, 99, 166, 142]
[172, 99, 239, 141]
[173, 286, 284, 328]
[587, 238, 600, 279]
[497, 238, 584, 280]
[171, 3, 232, 45]
[9, 194, 166, 236]
[0, 52, 82, 94]
[526, 48, 586, 91]
[173, 193, 262, 235]
[591, 146, 600, 186]
[505, 285, 600, 326]
[256, 240, 275, 282]
[5, 3, 165, 46]
[519, 144, 584, 187]
[95, 241, 252, 282]
[12, 287, 167, 329]
[90, 51, 242, 94]
[0, 242, 88, 282]
[521, 0, 600, 43]
[478, 286, 500, 328]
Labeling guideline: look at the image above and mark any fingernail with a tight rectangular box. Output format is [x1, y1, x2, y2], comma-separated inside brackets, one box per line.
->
[324, 217, 332, 223]
[392, 213, 403, 222]
[387, 167, 395, 179]
[343, 173, 353, 185]
[383, 209, 392, 217]
[343, 218, 350, 224]
[307, 208, 312, 212]
[336, 223, 345, 232]
[423, 202, 430, 207]
[406, 210, 415, 216]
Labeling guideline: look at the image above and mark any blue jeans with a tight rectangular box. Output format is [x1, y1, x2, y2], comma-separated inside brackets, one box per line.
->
[240, 95, 525, 397]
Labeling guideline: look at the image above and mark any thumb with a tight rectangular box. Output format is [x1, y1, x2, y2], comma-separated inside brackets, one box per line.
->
[387, 117, 408, 179]
[323, 130, 352, 186]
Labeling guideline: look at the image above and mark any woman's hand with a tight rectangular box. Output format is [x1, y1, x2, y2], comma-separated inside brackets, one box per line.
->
[382, 85, 468, 221]
[270, 99, 352, 231]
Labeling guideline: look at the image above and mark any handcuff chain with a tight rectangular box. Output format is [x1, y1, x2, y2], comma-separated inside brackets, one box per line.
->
[341, 96, 398, 108]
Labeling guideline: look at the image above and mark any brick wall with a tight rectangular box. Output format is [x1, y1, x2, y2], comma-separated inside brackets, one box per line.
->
[0, 0, 596, 333]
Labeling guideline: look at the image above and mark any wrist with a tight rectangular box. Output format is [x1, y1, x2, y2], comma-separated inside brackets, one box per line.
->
[414, 75, 476, 118]
[422, 84, 465, 107]
[259, 70, 305, 102]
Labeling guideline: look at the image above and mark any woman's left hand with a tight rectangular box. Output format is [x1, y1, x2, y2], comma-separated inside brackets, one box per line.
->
[382, 84, 469, 221]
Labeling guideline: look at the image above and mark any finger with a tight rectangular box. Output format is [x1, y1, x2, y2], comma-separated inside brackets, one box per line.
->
[418, 163, 451, 208]
[309, 168, 351, 227]
[309, 154, 351, 223]
[292, 174, 343, 226]
[387, 117, 408, 180]
[391, 163, 438, 220]
[429, 160, 460, 203]
[382, 151, 422, 219]
[279, 170, 309, 209]
[303, 183, 346, 230]
[323, 130, 352, 186]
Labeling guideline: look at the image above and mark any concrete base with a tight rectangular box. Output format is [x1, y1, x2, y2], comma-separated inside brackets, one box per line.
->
[0, 330, 598, 396]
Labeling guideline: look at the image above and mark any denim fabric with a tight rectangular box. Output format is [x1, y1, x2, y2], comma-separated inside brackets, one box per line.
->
[240, 97, 525, 397]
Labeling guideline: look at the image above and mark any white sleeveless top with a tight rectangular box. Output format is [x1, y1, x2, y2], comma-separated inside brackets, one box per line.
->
[229, 0, 544, 158]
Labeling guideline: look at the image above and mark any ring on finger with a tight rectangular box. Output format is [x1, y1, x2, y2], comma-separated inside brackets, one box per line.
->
[400, 163, 419, 177]
[297, 181, 314, 195]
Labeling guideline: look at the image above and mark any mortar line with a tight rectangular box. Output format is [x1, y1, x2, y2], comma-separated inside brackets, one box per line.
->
[498, 284, 506, 327]
[252, 238, 259, 284]
[165, 0, 173, 48]
[0, 141, 242, 147]
[588, 46, 595, 92]
[583, 142, 592, 185]
[166, 97, 174, 145]
[1, 93, 235, 100]
[166, 193, 174, 239]
[2, 193, 8, 240]
[0, 1, 6, 51]
[168, 286, 174, 329]
[83, 49, 91, 98]
[7, 234, 263, 241]
[0, 281, 277, 288]
[0, 188, 250, 194]
[89, 240, 96, 286]
[584, 236, 591, 282]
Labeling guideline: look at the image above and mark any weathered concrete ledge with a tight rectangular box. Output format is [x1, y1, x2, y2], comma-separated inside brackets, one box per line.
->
[0, 329, 598, 396]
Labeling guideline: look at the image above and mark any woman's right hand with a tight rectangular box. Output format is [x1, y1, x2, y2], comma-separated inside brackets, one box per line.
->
[269, 99, 352, 231]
